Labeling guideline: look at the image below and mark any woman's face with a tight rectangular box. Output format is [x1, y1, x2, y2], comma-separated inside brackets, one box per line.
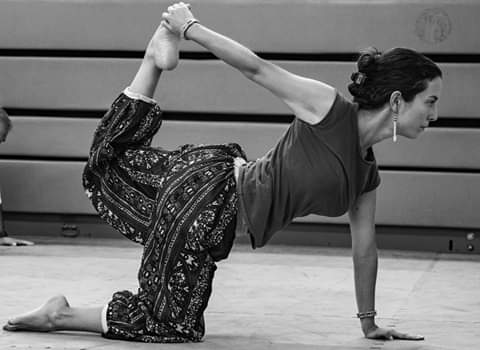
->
[398, 77, 443, 139]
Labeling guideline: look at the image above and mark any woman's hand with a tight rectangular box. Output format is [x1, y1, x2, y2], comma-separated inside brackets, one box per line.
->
[365, 324, 424, 341]
[162, 2, 196, 36]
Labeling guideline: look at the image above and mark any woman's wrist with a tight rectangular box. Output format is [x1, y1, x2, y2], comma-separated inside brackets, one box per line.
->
[361, 317, 377, 335]
[181, 18, 199, 40]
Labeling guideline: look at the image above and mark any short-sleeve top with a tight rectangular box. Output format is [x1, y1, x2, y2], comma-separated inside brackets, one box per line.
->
[237, 92, 381, 248]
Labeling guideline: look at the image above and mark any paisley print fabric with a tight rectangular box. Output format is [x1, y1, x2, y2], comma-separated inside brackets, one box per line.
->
[83, 93, 246, 342]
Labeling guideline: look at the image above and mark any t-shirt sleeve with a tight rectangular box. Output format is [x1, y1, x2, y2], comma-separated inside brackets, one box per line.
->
[307, 89, 345, 129]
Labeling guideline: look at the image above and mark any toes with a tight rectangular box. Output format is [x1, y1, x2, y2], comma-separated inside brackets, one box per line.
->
[3, 319, 48, 332]
[3, 322, 20, 332]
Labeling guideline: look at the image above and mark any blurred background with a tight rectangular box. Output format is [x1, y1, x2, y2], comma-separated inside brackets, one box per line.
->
[0, 0, 479, 253]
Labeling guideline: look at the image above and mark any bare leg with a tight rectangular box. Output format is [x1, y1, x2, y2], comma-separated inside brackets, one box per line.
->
[130, 22, 180, 98]
[3, 295, 103, 333]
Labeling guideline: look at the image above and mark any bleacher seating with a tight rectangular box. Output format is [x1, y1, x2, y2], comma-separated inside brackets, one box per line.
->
[1, 0, 479, 231]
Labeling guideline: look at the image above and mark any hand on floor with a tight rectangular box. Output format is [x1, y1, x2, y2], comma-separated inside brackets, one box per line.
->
[366, 325, 424, 341]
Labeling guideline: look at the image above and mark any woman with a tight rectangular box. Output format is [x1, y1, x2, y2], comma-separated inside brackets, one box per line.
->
[4, 2, 442, 343]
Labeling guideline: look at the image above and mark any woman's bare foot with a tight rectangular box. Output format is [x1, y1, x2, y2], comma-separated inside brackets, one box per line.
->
[3, 295, 70, 332]
[145, 22, 180, 70]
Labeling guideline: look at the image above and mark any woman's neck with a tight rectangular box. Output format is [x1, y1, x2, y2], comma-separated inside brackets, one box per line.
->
[357, 106, 393, 154]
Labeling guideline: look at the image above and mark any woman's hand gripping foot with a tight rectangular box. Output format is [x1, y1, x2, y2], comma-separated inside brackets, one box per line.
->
[162, 2, 197, 39]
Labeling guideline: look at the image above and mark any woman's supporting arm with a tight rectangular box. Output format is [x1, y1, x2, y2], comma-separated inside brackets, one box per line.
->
[349, 190, 425, 340]
[348, 189, 378, 336]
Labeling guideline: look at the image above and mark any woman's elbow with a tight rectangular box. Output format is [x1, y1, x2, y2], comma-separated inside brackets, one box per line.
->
[245, 58, 270, 81]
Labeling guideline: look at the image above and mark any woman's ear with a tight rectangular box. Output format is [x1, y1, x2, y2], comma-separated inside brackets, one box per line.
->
[389, 91, 403, 114]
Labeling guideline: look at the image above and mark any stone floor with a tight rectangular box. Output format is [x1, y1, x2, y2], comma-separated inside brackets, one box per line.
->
[1, 236, 479, 350]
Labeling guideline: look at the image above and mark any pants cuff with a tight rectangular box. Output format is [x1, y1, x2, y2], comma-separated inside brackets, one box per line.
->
[101, 303, 109, 334]
[123, 87, 158, 104]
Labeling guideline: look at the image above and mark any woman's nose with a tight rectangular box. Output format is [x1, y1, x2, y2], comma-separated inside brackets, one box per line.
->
[428, 107, 439, 121]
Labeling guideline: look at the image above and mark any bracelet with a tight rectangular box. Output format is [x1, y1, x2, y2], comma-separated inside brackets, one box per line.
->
[181, 18, 199, 40]
[356, 310, 377, 319]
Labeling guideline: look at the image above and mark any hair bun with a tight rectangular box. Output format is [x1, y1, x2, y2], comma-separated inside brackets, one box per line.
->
[357, 47, 381, 73]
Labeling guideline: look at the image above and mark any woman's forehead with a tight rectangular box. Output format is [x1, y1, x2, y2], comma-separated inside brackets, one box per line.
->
[421, 77, 443, 99]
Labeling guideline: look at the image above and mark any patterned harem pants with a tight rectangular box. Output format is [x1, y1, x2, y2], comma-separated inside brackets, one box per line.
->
[82, 91, 246, 343]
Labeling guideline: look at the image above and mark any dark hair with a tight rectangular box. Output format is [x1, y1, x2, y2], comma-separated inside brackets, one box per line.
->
[348, 47, 442, 110]
[0, 107, 12, 132]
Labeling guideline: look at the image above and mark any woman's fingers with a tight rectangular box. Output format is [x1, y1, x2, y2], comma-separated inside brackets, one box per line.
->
[368, 327, 425, 341]
[162, 2, 195, 36]
[161, 20, 174, 32]
[161, 12, 170, 22]
[168, 2, 191, 13]
[391, 330, 424, 341]
[168, 3, 181, 12]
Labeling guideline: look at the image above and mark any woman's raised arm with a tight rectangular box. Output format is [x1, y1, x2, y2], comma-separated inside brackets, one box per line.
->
[162, 3, 336, 125]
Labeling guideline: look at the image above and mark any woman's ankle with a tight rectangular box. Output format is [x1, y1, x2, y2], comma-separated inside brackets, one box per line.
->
[129, 58, 162, 99]
[49, 304, 71, 330]
[141, 54, 160, 71]
[144, 47, 159, 67]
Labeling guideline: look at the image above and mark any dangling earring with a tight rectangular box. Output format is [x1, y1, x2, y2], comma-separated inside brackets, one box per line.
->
[392, 113, 398, 142]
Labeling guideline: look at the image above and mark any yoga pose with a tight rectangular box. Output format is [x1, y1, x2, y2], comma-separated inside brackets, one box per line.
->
[4, 2, 442, 343]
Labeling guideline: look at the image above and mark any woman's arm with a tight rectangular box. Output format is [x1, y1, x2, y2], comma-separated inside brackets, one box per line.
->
[349, 190, 424, 340]
[348, 189, 378, 336]
[162, 3, 336, 125]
